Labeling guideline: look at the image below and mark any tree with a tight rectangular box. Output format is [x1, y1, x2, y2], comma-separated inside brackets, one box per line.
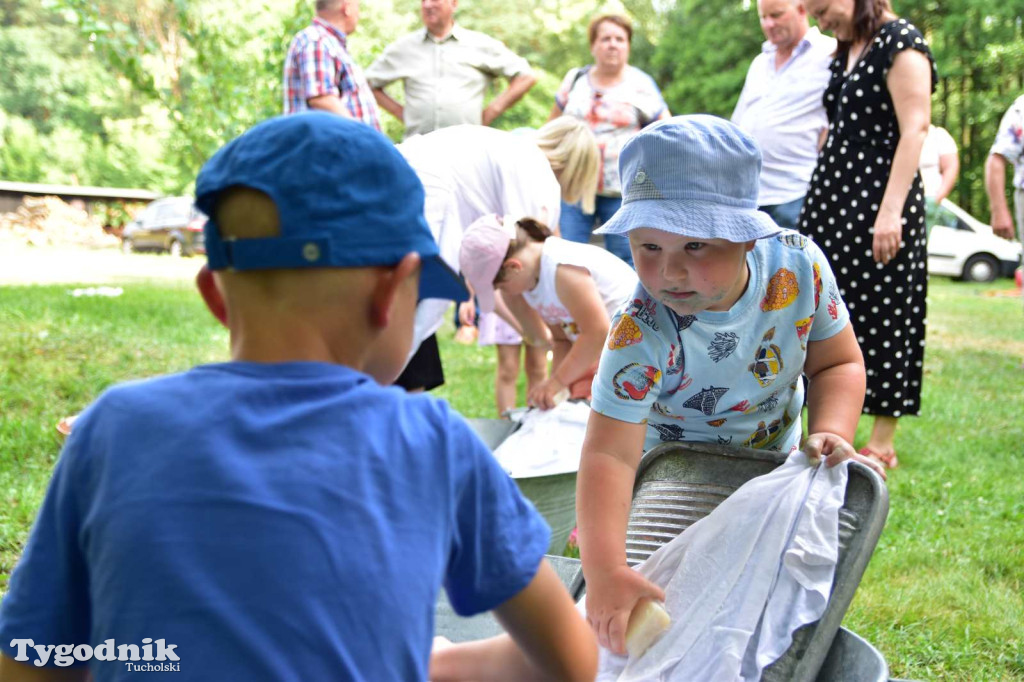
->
[651, 0, 762, 118]
[898, 0, 1024, 217]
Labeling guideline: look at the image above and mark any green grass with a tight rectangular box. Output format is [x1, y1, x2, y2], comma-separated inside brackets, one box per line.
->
[1, 277, 1022, 680]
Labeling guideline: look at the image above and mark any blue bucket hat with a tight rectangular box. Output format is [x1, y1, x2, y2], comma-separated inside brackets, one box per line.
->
[596, 115, 782, 242]
[195, 112, 467, 302]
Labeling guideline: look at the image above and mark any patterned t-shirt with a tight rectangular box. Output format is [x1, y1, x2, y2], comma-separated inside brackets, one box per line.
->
[555, 66, 667, 197]
[990, 94, 1024, 190]
[591, 231, 850, 454]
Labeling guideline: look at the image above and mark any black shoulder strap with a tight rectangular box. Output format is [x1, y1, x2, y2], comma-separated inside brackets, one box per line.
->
[570, 64, 592, 90]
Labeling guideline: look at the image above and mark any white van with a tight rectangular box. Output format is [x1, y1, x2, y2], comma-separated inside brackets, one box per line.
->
[927, 199, 1021, 282]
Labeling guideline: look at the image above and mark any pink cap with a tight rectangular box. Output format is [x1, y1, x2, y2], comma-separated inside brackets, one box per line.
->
[459, 214, 515, 314]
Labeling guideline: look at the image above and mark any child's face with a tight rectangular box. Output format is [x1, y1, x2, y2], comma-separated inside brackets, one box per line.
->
[629, 228, 755, 315]
[494, 258, 535, 297]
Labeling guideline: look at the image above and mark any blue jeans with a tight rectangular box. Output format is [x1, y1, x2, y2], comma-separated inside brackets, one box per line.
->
[758, 196, 805, 231]
[560, 196, 633, 267]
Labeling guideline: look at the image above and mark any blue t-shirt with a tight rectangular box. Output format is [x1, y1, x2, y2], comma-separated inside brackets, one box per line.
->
[0, 362, 549, 680]
[592, 231, 850, 453]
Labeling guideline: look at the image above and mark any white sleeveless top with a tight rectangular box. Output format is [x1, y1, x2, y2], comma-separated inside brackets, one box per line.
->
[522, 237, 638, 341]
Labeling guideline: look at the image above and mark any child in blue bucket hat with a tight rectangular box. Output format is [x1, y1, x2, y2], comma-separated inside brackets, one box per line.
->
[0, 113, 597, 682]
[574, 115, 884, 655]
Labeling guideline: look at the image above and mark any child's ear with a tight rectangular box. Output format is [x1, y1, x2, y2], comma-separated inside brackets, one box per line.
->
[196, 265, 229, 328]
[369, 253, 421, 328]
[744, 240, 757, 252]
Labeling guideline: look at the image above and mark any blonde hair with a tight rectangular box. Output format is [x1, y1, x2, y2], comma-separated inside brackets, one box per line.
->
[535, 117, 599, 215]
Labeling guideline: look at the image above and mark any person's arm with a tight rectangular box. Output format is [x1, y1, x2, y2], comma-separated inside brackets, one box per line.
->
[802, 323, 886, 478]
[803, 322, 865, 442]
[527, 265, 609, 410]
[0, 656, 89, 682]
[502, 292, 553, 349]
[483, 72, 538, 126]
[818, 125, 829, 151]
[577, 411, 664, 656]
[985, 153, 1017, 240]
[364, 47, 403, 123]
[429, 560, 597, 682]
[371, 87, 404, 122]
[307, 94, 353, 117]
[934, 151, 959, 203]
[872, 49, 932, 265]
[546, 102, 563, 123]
[294, 36, 356, 119]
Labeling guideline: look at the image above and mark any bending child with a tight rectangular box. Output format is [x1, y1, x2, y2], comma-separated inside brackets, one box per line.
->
[460, 214, 638, 409]
[0, 113, 596, 682]
[575, 115, 887, 655]
[398, 117, 600, 401]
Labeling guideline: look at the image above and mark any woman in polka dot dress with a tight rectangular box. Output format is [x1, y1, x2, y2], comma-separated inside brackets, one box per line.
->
[799, 0, 936, 469]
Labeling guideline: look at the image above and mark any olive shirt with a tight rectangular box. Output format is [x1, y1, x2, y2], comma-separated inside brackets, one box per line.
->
[365, 25, 531, 138]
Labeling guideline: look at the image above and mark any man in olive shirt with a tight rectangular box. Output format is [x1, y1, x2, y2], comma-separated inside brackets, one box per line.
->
[366, 0, 536, 138]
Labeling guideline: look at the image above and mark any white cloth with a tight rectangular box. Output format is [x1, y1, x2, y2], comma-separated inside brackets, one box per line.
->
[731, 28, 836, 206]
[588, 451, 847, 682]
[400, 126, 562, 355]
[522, 237, 638, 342]
[918, 125, 958, 197]
[491, 401, 591, 478]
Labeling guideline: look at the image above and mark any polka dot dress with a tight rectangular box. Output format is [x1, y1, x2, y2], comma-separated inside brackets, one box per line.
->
[798, 19, 937, 418]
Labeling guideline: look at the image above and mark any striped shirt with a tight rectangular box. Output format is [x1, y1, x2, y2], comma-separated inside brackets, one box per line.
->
[283, 17, 380, 130]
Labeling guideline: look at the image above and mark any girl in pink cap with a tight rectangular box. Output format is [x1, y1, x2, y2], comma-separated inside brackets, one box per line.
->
[460, 215, 638, 409]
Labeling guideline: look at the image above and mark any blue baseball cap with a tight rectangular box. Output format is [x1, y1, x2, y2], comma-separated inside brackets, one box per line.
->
[596, 115, 782, 242]
[195, 112, 467, 302]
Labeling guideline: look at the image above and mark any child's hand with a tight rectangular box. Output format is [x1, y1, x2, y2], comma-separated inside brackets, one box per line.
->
[522, 328, 554, 350]
[527, 377, 567, 410]
[804, 432, 887, 480]
[457, 301, 476, 327]
[584, 564, 665, 655]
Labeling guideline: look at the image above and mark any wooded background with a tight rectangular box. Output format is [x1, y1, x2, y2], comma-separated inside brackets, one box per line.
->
[1, 0, 1022, 220]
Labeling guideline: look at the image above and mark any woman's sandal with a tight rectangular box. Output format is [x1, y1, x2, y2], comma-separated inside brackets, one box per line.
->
[858, 446, 899, 470]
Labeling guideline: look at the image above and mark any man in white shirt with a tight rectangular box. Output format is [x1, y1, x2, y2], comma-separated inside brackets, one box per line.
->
[366, 0, 536, 139]
[731, 0, 835, 229]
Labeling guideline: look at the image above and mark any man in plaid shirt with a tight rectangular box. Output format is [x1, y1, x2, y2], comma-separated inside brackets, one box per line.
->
[283, 0, 381, 130]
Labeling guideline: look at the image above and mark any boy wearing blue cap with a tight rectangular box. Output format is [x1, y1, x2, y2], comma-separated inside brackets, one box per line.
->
[575, 115, 884, 656]
[0, 113, 596, 682]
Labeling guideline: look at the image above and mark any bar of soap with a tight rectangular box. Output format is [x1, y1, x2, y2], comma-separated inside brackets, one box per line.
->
[625, 599, 671, 658]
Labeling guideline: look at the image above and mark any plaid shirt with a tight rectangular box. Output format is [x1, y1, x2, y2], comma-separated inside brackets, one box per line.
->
[283, 17, 381, 130]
